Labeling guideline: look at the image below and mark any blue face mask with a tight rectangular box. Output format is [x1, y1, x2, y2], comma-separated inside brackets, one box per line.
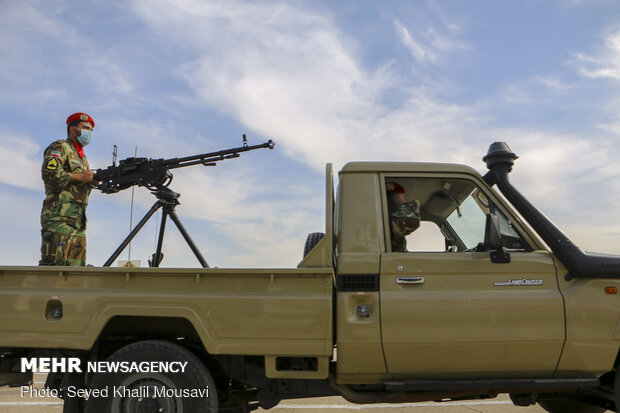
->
[77, 129, 93, 146]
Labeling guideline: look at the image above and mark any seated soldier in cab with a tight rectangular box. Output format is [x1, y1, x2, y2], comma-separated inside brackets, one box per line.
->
[386, 181, 421, 252]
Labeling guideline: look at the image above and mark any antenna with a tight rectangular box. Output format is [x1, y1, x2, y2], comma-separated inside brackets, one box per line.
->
[128, 146, 137, 261]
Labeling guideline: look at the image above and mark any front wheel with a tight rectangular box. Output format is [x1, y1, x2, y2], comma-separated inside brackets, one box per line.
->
[84, 340, 218, 413]
[538, 399, 605, 413]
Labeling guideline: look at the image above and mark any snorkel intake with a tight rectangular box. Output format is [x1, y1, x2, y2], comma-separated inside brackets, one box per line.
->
[483, 142, 620, 280]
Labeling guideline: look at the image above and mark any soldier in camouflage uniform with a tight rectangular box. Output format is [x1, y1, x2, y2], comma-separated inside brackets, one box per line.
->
[386, 181, 421, 252]
[40, 113, 97, 266]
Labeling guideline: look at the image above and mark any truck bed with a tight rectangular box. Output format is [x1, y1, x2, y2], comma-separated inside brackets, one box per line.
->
[0, 266, 334, 357]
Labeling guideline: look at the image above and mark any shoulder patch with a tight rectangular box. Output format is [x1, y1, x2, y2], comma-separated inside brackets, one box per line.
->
[46, 158, 59, 170]
[50, 150, 62, 158]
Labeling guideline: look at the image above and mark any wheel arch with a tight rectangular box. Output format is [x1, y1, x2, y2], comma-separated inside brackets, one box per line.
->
[87, 312, 216, 358]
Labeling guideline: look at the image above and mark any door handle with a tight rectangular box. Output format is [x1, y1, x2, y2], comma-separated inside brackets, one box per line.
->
[397, 276, 425, 285]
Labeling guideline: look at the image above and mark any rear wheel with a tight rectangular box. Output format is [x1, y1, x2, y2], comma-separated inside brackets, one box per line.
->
[84, 340, 218, 413]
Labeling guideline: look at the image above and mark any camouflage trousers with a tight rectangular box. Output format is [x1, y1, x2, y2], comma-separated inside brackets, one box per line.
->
[39, 230, 86, 266]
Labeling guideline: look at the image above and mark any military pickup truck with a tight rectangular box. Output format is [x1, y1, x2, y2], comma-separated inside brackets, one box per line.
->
[1, 142, 619, 413]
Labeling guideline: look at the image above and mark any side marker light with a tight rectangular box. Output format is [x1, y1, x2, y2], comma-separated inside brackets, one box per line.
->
[605, 287, 617, 295]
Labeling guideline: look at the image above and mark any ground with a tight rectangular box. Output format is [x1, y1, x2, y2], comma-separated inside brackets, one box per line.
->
[0, 374, 564, 412]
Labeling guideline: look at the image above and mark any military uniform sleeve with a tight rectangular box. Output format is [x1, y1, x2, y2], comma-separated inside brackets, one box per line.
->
[391, 200, 421, 236]
[41, 142, 72, 191]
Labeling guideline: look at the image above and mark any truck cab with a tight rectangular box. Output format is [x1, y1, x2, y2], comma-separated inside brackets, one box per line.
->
[326, 145, 619, 411]
[335, 162, 566, 381]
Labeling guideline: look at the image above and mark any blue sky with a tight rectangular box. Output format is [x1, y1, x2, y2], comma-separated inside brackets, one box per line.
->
[2, 0, 620, 267]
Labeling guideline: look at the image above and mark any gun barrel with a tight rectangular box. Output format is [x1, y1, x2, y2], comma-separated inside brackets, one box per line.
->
[167, 140, 274, 170]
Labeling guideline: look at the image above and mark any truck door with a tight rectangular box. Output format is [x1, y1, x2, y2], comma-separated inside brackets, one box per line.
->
[379, 175, 565, 378]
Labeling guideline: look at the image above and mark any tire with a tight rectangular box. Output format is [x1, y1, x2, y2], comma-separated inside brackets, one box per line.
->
[303, 232, 326, 258]
[615, 368, 620, 410]
[538, 399, 605, 413]
[84, 340, 218, 413]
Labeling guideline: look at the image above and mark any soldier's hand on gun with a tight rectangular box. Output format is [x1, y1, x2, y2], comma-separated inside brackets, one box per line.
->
[71, 170, 99, 185]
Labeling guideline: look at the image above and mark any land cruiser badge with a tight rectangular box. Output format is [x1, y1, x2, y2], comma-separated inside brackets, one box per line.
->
[494, 278, 543, 286]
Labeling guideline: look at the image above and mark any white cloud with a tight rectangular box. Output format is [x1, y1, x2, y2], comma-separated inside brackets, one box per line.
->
[394, 20, 430, 63]
[131, 0, 482, 172]
[393, 14, 468, 65]
[495, 132, 607, 199]
[86, 57, 135, 95]
[0, 132, 42, 191]
[501, 76, 573, 104]
[0, 188, 42, 228]
[0, 2, 135, 102]
[575, 28, 620, 81]
[0, 3, 77, 52]
[538, 77, 571, 91]
[0, 187, 42, 265]
[597, 119, 620, 135]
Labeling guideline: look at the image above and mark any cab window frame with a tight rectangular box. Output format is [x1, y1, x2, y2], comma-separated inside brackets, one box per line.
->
[379, 173, 537, 254]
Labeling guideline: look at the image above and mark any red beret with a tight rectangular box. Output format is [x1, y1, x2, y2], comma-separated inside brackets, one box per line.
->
[386, 181, 405, 193]
[66, 112, 95, 127]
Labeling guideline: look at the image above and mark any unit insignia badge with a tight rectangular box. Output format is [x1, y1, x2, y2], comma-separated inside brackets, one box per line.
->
[46, 158, 59, 170]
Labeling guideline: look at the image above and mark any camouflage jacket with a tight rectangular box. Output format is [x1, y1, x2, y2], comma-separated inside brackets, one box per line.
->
[390, 200, 421, 252]
[40, 138, 92, 236]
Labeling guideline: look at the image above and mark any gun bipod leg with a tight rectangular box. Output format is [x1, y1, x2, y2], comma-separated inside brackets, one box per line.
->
[168, 209, 209, 268]
[103, 200, 163, 267]
[150, 203, 169, 267]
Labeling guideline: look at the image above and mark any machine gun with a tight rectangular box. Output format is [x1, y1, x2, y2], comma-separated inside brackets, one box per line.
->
[94, 136, 275, 193]
[94, 135, 275, 268]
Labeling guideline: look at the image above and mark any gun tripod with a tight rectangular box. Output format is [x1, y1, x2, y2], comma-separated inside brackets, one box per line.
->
[103, 186, 209, 268]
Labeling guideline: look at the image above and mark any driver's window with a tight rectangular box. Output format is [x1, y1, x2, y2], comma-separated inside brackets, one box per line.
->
[385, 177, 529, 253]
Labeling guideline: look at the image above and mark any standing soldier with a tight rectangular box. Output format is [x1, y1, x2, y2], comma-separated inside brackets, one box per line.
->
[40, 112, 97, 266]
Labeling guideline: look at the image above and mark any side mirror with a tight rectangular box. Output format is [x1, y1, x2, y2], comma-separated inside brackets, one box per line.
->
[484, 213, 502, 250]
[485, 213, 511, 263]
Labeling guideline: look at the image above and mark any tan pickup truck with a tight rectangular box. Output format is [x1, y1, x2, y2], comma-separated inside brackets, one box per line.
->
[1, 142, 619, 413]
